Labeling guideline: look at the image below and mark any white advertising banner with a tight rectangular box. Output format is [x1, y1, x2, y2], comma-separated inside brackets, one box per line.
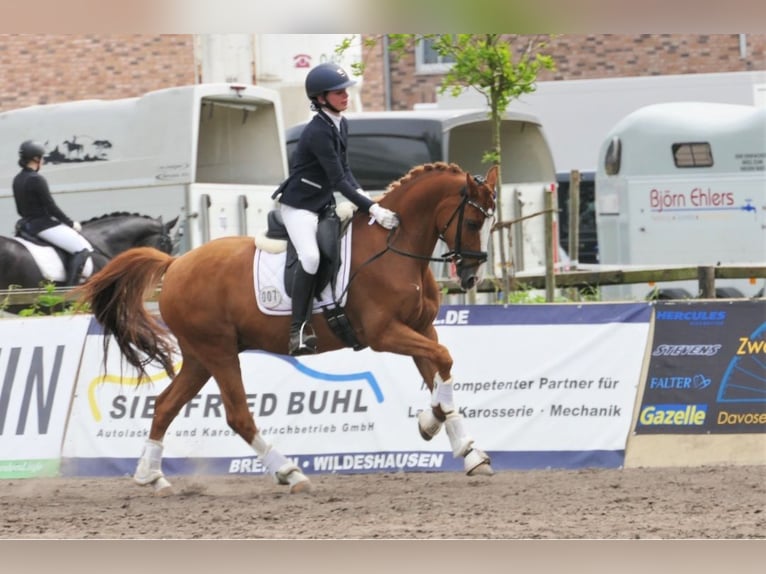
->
[0, 315, 91, 478]
[61, 303, 651, 477]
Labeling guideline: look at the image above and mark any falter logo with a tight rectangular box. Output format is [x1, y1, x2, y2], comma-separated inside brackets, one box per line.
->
[648, 374, 711, 390]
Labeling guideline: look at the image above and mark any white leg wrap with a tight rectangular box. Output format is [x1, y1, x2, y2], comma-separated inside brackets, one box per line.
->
[250, 433, 270, 458]
[262, 448, 298, 483]
[431, 374, 455, 413]
[252, 433, 310, 491]
[417, 409, 443, 440]
[444, 412, 474, 458]
[134, 439, 165, 486]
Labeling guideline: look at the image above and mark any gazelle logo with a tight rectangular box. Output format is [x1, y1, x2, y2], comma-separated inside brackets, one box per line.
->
[638, 404, 707, 426]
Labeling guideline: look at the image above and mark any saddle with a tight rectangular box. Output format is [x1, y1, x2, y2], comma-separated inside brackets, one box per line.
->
[14, 220, 91, 286]
[263, 204, 365, 350]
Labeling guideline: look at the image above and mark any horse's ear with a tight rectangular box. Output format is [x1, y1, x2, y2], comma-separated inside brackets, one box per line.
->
[164, 216, 179, 232]
[485, 165, 499, 190]
[465, 172, 475, 193]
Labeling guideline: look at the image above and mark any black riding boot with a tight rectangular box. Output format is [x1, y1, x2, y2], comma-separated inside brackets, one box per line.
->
[288, 266, 318, 356]
[65, 250, 91, 286]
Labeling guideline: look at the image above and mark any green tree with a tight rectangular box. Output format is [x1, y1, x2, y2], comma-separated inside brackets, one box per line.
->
[338, 34, 555, 298]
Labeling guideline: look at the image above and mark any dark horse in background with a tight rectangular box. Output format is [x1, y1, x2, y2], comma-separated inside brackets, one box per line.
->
[75, 163, 498, 495]
[0, 212, 177, 313]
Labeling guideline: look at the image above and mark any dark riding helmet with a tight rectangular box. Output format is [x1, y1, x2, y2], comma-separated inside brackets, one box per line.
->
[18, 140, 46, 167]
[305, 63, 356, 99]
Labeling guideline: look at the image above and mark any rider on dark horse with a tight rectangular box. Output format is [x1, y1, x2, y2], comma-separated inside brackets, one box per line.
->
[12, 140, 94, 285]
[273, 63, 399, 356]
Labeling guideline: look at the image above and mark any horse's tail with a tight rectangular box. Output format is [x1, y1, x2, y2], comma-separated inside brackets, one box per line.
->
[73, 247, 176, 381]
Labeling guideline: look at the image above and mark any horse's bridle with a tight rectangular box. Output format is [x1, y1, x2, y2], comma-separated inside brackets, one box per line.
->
[338, 176, 495, 301]
[386, 177, 495, 266]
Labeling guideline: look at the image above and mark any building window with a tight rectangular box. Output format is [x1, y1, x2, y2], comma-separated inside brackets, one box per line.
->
[415, 37, 456, 74]
[672, 142, 714, 168]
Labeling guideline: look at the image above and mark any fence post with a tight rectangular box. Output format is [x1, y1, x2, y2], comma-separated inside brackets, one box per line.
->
[544, 186, 556, 302]
[568, 169, 580, 270]
[698, 266, 716, 299]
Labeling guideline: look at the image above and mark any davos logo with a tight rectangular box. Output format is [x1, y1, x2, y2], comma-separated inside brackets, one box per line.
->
[649, 374, 711, 390]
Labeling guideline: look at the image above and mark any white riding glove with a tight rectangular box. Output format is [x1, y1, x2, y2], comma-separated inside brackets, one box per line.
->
[368, 203, 399, 230]
[73, 221, 82, 232]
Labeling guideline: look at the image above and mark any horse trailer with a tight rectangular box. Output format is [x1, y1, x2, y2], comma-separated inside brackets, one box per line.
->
[0, 84, 288, 253]
[285, 109, 559, 285]
[595, 102, 766, 300]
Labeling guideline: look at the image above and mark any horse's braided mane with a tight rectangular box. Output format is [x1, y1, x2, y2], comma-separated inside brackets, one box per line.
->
[82, 212, 154, 224]
[386, 161, 464, 193]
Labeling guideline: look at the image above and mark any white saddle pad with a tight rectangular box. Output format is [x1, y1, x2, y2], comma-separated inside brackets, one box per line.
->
[11, 237, 66, 282]
[253, 223, 353, 316]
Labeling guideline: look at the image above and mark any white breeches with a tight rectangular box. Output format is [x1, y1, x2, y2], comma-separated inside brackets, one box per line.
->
[38, 224, 94, 277]
[279, 204, 320, 274]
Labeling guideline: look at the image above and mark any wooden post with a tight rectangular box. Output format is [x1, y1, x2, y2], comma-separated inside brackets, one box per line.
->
[698, 266, 716, 299]
[544, 186, 556, 302]
[568, 169, 581, 270]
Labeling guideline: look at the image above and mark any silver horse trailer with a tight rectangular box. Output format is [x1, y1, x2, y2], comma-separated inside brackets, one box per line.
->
[0, 83, 288, 252]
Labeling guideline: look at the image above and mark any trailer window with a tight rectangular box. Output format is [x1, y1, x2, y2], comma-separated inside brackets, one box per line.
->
[672, 142, 713, 168]
[347, 135, 433, 190]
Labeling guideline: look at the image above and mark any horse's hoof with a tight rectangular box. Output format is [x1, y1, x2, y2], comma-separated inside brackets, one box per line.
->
[152, 476, 174, 496]
[464, 448, 493, 476]
[289, 477, 313, 495]
[279, 467, 312, 494]
[467, 462, 494, 477]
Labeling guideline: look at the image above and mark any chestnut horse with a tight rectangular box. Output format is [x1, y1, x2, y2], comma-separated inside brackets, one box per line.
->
[74, 162, 498, 494]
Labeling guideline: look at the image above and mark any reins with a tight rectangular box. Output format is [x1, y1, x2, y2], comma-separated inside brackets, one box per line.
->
[336, 179, 494, 302]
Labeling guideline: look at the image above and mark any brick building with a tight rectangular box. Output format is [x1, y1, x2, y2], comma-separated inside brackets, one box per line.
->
[1, 34, 763, 114]
[357, 34, 765, 110]
[0, 35, 196, 113]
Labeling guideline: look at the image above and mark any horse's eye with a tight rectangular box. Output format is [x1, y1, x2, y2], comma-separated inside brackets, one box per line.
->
[466, 220, 482, 232]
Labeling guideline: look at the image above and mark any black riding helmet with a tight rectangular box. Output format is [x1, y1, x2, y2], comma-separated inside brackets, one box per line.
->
[18, 140, 46, 167]
[305, 63, 356, 100]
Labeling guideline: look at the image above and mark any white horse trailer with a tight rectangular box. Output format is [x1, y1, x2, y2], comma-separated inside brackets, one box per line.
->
[0, 84, 288, 252]
[595, 102, 766, 300]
